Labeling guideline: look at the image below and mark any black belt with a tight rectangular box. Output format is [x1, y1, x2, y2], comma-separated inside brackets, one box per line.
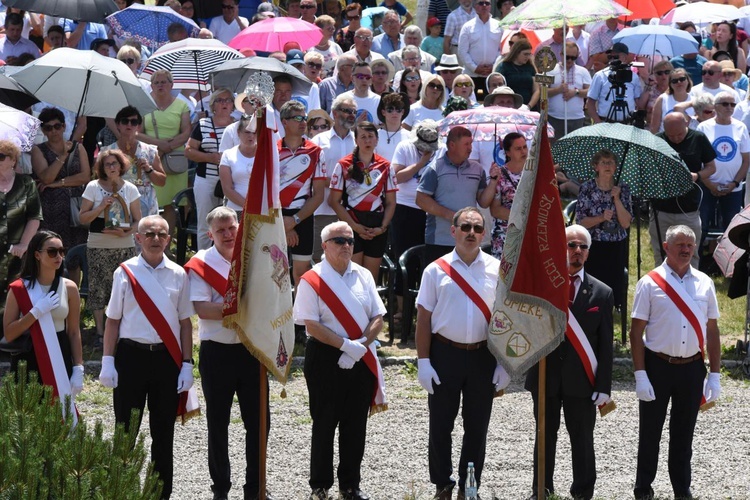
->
[434, 332, 487, 351]
[120, 338, 166, 351]
[649, 349, 702, 365]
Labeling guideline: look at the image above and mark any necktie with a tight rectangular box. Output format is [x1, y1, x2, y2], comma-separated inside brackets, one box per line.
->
[569, 275, 579, 304]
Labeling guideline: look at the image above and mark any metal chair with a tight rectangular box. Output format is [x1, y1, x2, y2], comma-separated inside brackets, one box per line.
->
[563, 199, 577, 226]
[64, 244, 89, 299]
[172, 188, 198, 265]
[398, 244, 427, 344]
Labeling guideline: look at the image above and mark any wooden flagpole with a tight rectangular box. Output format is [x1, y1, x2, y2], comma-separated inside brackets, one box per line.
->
[259, 364, 268, 499]
[537, 357, 546, 498]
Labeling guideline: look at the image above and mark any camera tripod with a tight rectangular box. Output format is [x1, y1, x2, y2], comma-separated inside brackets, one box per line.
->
[604, 83, 632, 124]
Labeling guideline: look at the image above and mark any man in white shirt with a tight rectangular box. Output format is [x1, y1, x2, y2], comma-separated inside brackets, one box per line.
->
[0, 13, 41, 61]
[690, 60, 741, 102]
[345, 27, 385, 64]
[341, 62, 381, 124]
[456, 0, 503, 95]
[209, 0, 248, 45]
[443, 0, 475, 56]
[548, 41, 591, 138]
[586, 42, 642, 124]
[567, 24, 590, 67]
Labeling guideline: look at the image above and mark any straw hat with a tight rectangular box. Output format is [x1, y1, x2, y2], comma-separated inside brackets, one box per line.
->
[719, 60, 742, 83]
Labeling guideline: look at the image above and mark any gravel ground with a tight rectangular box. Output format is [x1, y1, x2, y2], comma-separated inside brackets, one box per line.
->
[69, 361, 750, 500]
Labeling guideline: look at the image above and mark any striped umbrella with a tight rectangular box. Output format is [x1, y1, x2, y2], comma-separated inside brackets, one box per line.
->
[140, 39, 244, 93]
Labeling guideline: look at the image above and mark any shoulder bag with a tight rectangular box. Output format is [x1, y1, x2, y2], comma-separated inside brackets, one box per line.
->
[152, 112, 188, 175]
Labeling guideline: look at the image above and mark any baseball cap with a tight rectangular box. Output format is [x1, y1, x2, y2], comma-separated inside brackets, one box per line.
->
[286, 49, 305, 66]
[427, 17, 441, 28]
[608, 42, 629, 55]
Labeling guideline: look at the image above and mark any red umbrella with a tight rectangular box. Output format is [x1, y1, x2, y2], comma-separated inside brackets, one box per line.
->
[616, 0, 675, 22]
[228, 17, 322, 53]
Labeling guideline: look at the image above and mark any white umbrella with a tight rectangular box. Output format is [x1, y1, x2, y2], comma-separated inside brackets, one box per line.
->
[11, 48, 157, 128]
[665, 3, 741, 25]
[0, 102, 41, 152]
[613, 25, 699, 58]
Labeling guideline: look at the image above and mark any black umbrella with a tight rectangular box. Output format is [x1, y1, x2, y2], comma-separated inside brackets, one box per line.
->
[1, 0, 119, 23]
[210, 57, 312, 96]
[0, 66, 38, 110]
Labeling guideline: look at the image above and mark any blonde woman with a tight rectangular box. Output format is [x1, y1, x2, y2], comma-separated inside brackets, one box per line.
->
[402, 74, 445, 130]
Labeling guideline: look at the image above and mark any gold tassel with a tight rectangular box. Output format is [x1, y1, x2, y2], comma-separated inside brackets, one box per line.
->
[280, 388, 287, 399]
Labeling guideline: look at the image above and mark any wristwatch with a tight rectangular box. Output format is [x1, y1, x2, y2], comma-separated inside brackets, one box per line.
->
[293, 214, 301, 225]
[144, 167, 154, 174]
[183, 358, 194, 365]
[575, 88, 580, 96]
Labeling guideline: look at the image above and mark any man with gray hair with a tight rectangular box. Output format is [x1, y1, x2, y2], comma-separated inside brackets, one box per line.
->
[631, 224, 721, 500]
[392, 46, 434, 89]
[372, 10, 404, 58]
[389, 27, 436, 72]
[319, 54, 356, 114]
[345, 27, 385, 64]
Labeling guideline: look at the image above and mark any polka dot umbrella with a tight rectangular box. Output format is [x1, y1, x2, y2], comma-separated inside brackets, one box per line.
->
[551, 122, 692, 200]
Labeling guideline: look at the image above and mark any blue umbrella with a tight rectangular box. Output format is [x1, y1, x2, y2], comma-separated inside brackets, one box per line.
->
[105, 4, 200, 51]
[360, 6, 390, 31]
[612, 25, 698, 58]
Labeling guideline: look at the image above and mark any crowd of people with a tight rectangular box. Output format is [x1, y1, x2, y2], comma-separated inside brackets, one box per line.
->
[0, 0, 734, 499]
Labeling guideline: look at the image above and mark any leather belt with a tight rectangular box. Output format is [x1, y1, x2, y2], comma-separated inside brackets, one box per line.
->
[120, 338, 167, 351]
[434, 332, 487, 351]
[650, 349, 702, 365]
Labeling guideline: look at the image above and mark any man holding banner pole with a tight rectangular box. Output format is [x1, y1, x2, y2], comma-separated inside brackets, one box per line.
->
[630, 224, 721, 500]
[525, 224, 614, 500]
[416, 206, 510, 500]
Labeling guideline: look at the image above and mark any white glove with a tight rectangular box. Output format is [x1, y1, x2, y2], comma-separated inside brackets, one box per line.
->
[340, 338, 367, 362]
[177, 362, 194, 393]
[704, 372, 721, 403]
[634, 370, 655, 402]
[417, 358, 441, 394]
[70, 365, 84, 396]
[592, 392, 609, 406]
[492, 363, 511, 391]
[29, 291, 60, 319]
[337, 353, 356, 369]
[98, 356, 118, 388]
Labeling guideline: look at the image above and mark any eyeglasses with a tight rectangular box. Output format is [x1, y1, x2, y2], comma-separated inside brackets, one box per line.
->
[404, 56, 420, 62]
[354, 73, 372, 80]
[213, 97, 233, 105]
[404, 75, 421, 82]
[142, 231, 170, 240]
[43, 247, 67, 258]
[439, 69, 459, 75]
[221, 4, 234, 9]
[458, 223, 484, 233]
[565, 55, 578, 61]
[567, 242, 589, 250]
[702, 109, 715, 114]
[701, 69, 716, 76]
[718, 101, 737, 107]
[301, 3, 316, 8]
[476, 1, 491, 6]
[427, 82, 443, 91]
[123, 57, 136, 65]
[670, 76, 687, 84]
[337, 107, 357, 115]
[654, 70, 672, 76]
[355, 35, 373, 42]
[454, 81, 473, 88]
[384, 106, 404, 113]
[310, 123, 330, 131]
[118, 118, 141, 126]
[372, 70, 388, 76]
[326, 236, 355, 246]
[307, 62, 322, 69]
[104, 161, 121, 169]
[347, 14, 361, 20]
[42, 123, 65, 131]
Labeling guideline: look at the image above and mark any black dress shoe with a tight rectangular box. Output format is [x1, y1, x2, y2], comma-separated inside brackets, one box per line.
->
[339, 488, 370, 500]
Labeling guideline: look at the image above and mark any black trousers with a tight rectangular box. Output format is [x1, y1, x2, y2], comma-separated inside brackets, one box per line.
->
[531, 393, 597, 499]
[303, 338, 374, 492]
[585, 239, 627, 309]
[113, 340, 179, 499]
[199, 340, 269, 498]
[428, 339, 496, 490]
[634, 349, 706, 499]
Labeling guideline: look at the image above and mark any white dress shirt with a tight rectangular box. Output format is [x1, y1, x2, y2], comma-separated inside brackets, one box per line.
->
[457, 16, 503, 77]
[311, 128, 355, 216]
[189, 247, 239, 344]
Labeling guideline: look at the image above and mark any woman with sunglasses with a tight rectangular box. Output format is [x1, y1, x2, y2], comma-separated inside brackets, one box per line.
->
[329, 121, 397, 280]
[371, 59, 393, 95]
[78, 150, 142, 347]
[451, 74, 478, 107]
[307, 109, 334, 139]
[219, 115, 257, 217]
[496, 39, 540, 110]
[402, 74, 445, 131]
[641, 60, 674, 132]
[0, 140, 42, 336]
[30, 107, 91, 250]
[101, 106, 166, 220]
[3, 230, 83, 402]
[312, 15, 344, 78]
[335, 3, 362, 52]
[709, 21, 746, 74]
[184, 89, 235, 250]
[399, 67, 422, 104]
[650, 68, 693, 134]
[376, 92, 410, 160]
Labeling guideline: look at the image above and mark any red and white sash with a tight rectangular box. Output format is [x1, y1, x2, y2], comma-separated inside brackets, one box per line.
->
[184, 249, 228, 295]
[565, 311, 598, 387]
[300, 266, 388, 415]
[9, 279, 78, 425]
[120, 261, 200, 423]
[435, 258, 492, 324]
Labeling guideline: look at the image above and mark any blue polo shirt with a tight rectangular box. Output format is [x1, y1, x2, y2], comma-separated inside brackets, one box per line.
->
[417, 153, 487, 246]
[59, 20, 107, 51]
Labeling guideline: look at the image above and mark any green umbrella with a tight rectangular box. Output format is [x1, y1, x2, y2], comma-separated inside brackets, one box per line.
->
[497, 0, 632, 29]
[551, 123, 693, 200]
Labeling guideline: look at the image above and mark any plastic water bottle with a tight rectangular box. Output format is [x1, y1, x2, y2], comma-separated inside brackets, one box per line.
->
[465, 462, 478, 500]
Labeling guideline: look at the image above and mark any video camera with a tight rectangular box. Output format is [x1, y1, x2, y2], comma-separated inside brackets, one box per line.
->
[607, 59, 644, 86]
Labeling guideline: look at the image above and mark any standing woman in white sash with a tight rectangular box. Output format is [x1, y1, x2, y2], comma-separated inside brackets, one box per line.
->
[3, 230, 84, 395]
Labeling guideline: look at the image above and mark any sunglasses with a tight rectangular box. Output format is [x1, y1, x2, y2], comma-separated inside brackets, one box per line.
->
[565, 55, 578, 61]
[355, 35, 373, 42]
[439, 69, 459, 74]
[301, 3, 316, 8]
[337, 107, 357, 115]
[476, 1, 491, 5]
[372, 70, 388, 76]
[454, 81, 473, 88]
[221, 4, 234, 9]
[123, 57, 136, 65]
[310, 123, 330, 131]
[607, 54, 621, 60]
[142, 231, 170, 240]
[567, 242, 589, 250]
[43, 247, 67, 258]
[347, 14, 361, 20]
[702, 109, 715, 114]
[654, 70, 672, 76]
[118, 118, 141, 126]
[285, 115, 308, 122]
[354, 73, 372, 80]
[384, 106, 404, 113]
[404, 75, 421, 82]
[307, 62, 322, 69]
[718, 101, 737, 107]
[458, 223, 484, 233]
[670, 76, 687, 84]
[701, 69, 716, 76]
[427, 82, 443, 91]
[326, 236, 355, 246]
[42, 123, 64, 131]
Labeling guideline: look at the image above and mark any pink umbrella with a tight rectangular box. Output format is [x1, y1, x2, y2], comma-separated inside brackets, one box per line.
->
[228, 17, 322, 53]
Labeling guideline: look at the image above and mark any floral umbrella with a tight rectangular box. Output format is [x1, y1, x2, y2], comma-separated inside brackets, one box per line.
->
[0, 102, 41, 152]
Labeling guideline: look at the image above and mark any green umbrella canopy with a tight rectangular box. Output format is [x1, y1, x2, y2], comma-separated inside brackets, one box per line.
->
[497, 0, 632, 29]
[551, 123, 693, 200]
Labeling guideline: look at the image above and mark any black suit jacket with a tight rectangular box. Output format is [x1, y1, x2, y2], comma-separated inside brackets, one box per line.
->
[525, 272, 614, 399]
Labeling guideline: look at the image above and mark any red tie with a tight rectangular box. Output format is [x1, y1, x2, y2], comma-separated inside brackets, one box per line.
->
[569, 275, 578, 304]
